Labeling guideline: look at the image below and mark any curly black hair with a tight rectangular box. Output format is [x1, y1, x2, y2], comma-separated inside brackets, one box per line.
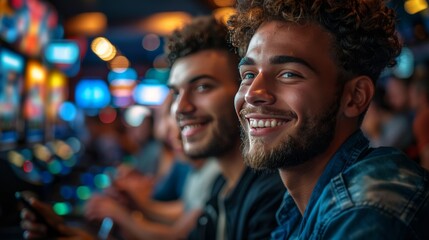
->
[165, 15, 236, 67]
[228, 0, 402, 82]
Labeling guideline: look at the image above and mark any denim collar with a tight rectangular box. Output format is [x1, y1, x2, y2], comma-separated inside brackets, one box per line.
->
[299, 130, 369, 230]
[274, 130, 370, 237]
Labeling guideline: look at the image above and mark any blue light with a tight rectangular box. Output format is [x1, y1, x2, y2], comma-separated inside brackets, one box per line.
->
[75, 79, 111, 109]
[44, 41, 80, 64]
[145, 68, 170, 83]
[0, 48, 24, 71]
[393, 47, 414, 79]
[41, 171, 54, 184]
[60, 185, 75, 199]
[80, 172, 94, 186]
[133, 80, 169, 106]
[59, 101, 77, 122]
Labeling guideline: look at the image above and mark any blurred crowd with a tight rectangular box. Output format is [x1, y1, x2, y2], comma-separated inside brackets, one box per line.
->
[362, 63, 429, 170]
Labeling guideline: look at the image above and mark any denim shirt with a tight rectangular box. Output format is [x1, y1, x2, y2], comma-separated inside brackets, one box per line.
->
[272, 130, 429, 240]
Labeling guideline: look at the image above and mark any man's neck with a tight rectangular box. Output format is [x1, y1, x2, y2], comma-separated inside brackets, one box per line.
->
[279, 128, 354, 215]
[216, 142, 246, 192]
[278, 155, 330, 215]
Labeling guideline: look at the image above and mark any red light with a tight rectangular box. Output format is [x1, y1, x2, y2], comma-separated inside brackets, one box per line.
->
[23, 160, 33, 173]
[99, 107, 117, 124]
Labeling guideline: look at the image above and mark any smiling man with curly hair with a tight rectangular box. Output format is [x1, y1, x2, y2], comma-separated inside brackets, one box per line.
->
[229, 0, 429, 239]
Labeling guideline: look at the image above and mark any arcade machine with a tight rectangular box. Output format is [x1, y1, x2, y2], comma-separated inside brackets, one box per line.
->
[0, 0, 81, 238]
[0, 45, 44, 236]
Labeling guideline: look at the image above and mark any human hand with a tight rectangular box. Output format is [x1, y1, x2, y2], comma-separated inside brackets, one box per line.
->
[20, 197, 94, 240]
[113, 174, 154, 206]
[84, 194, 128, 223]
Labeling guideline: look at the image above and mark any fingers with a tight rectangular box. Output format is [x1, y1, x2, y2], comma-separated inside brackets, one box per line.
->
[29, 198, 64, 225]
[20, 203, 48, 240]
[20, 208, 48, 240]
[23, 230, 46, 240]
[21, 208, 36, 221]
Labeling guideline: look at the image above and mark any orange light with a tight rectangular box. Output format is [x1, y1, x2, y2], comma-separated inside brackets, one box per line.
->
[109, 55, 130, 69]
[213, 0, 235, 7]
[139, 12, 192, 35]
[26, 61, 47, 88]
[404, 0, 428, 14]
[65, 12, 107, 36]
[213, 7, 236, 26]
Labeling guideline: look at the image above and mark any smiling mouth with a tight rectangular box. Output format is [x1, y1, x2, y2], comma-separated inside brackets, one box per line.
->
[248, 118, 289, 128]
[182, 124, 205, 131]
[179, 121, 209, 138]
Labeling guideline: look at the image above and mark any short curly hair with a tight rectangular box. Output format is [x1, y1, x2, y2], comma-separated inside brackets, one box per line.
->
[166, 15, 236, 67]
[228, 0, 402, 82]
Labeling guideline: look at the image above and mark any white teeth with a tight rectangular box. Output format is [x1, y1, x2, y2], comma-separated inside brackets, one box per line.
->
[183, 124, 202, 131]
[265, 121, 270, 127]
[249, 119, 286, 128]
[271, 119, 277, 127]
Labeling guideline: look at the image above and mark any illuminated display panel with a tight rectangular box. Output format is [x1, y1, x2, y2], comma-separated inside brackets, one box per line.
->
[133, 79, 169, 106]
[47, 70, 67, 121]
[0, 0, 61, 57]
[24, 60, 47, 144]
[0, 46, 25, 149]
[75, 79, 111, 109]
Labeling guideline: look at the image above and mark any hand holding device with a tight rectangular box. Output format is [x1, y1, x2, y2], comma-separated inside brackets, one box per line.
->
[16, 191, 61, 237]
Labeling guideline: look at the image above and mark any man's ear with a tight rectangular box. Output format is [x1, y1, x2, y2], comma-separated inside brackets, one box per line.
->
[341, 76, 374, 118]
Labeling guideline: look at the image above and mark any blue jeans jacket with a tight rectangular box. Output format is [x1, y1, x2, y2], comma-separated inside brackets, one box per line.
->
[272, 130, 429, 239]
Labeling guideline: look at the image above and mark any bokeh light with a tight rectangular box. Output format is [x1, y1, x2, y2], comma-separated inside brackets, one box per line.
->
[76, 186, 92, 200]
[124, 105, 151, 127]
[142, 34, 161, 51]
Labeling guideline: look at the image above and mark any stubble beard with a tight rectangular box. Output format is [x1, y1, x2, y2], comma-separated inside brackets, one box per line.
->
[184, 114, 240, 160]
[241, 100, 340, 170]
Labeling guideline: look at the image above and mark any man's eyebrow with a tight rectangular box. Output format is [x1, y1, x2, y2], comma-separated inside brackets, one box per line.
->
[238, 55, 317, 73]
[167, 74, 215, 89]
[238, 57, 255, 68]
[270, 55, 316, 72]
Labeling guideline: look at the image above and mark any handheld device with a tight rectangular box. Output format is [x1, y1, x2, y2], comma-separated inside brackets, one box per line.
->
[98, 217, 114, 240]
[15, 191, 61, 236]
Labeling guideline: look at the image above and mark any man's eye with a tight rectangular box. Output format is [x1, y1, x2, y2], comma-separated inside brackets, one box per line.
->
[242, 72, 255, 80]
[171, 89, 179, 98]
[282, 72, 300, 78]
[196, 84, 210, 92]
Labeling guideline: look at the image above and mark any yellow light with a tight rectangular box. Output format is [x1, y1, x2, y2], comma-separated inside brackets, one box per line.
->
[27, 61, 47, 87]
[405, 0, 428, 14]
[139, 12, 192, 35]
[8, 151, 24, 167]
[213, 7, 236, 26]
[91, 37, 117, 61]
[54, 140, 73, 160]
[34, 144, 52, 162]
[49, 70, 66, 88]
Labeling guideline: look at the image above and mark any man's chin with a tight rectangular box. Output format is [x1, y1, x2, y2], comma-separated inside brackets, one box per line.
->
[243, 147, 275, 170]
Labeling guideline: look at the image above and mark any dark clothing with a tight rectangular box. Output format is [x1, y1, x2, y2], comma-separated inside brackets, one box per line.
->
[189, 167, 285, 240]
[152, 160, 192, 201]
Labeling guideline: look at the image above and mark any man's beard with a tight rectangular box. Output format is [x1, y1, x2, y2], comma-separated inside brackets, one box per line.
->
[185, 115, 240, 160]
[241, 99, 340, 170]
